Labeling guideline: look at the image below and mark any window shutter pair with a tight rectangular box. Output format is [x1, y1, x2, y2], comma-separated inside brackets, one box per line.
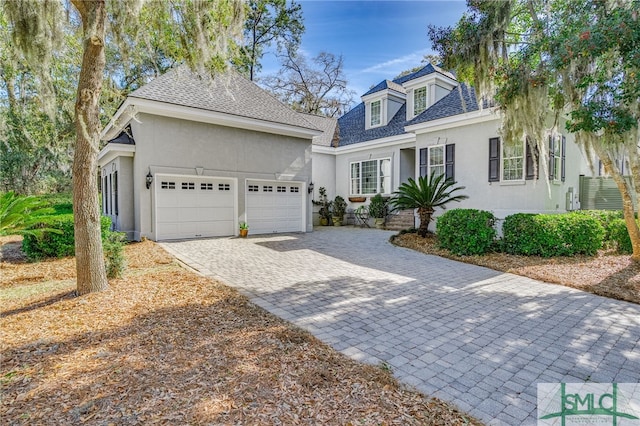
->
[419, 144, 455, 179]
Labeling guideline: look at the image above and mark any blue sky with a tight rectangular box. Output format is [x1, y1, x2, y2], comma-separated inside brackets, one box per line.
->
[260, 1, 468, 97]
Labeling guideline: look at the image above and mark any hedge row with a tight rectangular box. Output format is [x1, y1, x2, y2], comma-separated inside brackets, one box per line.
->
[22, 214, 112, 260]
[502, 213, 604, 257]
[434, 209, 614, 257]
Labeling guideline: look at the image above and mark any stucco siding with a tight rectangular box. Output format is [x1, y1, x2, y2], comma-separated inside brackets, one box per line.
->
[415, 118, 589, 224]
[130, 114, 312, 239]
[311, 152, 337, 225]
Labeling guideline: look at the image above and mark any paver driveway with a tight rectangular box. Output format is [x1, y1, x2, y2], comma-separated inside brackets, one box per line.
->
[161, 227, 640, 425]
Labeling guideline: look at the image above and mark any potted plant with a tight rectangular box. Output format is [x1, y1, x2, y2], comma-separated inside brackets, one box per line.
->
[239, 221, 249, 237]
[314, 187, 333, 225]
[332, 195, 347, 226]
[368, 193, 387, 229]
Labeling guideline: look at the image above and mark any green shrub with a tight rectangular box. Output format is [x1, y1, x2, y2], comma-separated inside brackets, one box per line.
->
[573, 210, 623, 244]
[436, 209, 497, 255]
[502, 213, 604, 257]
[22, 215, 112, 260]
[104, 231, 127, 278]
[39, 193, 74, 215]
[606, 218, 636, 254]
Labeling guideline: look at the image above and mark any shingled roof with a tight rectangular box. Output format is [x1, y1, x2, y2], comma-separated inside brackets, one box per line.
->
[301, 113, 339, 147]
[362, 79, 407, 97]
[407, 84, 482, 125]
[129, 67, 318, 131]
[336, 103, 408, 147]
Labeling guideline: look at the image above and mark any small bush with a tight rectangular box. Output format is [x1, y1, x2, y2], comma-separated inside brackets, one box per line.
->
[23, 215, 112, 260]
[502, 213, 604, 257]
[104, 231, 127, 278]
[606, 219, 636, 254]
[573, 210, 623, 244]
[436, 209, 496, 255]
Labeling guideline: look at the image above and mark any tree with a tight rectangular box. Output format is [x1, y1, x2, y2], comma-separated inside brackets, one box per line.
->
[4, 0, 244, 295]
[390, 171, 468, 237]
[236, 0, 304, 81]
[429, 0, 640, 260]
[262, 50, 355, 117]
[393, 54, 443, 80]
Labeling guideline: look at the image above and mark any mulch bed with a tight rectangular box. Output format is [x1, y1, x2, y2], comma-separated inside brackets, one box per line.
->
[1, 236, 480, 425]
[392, 232, 640, 305]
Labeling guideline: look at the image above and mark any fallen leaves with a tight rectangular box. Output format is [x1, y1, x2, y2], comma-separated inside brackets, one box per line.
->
[393, 233, 640, 304]
[1, 238, 480, 425]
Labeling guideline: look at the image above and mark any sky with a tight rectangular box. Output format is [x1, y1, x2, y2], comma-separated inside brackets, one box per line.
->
[260, 0, 469, 98]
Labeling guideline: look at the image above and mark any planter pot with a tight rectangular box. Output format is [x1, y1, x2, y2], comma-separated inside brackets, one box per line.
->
[320, 217, 329, 226]
[332, 217, 343, 226]
[374, 218, 385, 229]
[349, 196, 366, 203]
[239, 229, 249, 238]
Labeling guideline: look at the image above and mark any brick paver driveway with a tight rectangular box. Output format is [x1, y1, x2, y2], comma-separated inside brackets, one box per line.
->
[162, 227, 640, 425]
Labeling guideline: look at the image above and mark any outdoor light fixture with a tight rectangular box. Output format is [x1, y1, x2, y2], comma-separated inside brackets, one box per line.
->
[308, 182, 315, 194]
[145, 170, 153, 189]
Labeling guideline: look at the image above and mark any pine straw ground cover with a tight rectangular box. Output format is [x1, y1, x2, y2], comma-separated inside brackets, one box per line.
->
[392, 233, 640, 305]
[1, 235, 479, 426]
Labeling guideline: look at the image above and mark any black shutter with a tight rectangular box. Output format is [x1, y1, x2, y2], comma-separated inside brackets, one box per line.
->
[548, 136, 555, 181]
[114, 171, 119, 216]
[103, 176, 108, 214]
[525, 142, 538, 180]
[419, 148, 428, 178]
[488, 137, 500, 182]
[445, 144, 455, 180]
[561, 135, 566, 182]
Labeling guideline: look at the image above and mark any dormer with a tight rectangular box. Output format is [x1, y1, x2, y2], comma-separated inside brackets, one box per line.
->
[398, 63, 458, 121]
[361, 80, 406, 130]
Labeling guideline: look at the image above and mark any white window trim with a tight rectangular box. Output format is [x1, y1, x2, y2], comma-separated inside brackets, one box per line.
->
[350, 157, 392, 196]
[427, 144, 445, 179]
[501, 139, 526, 182]
[551, 135, 562, 182]
[370, 100, 382, 127]
[413, 86, 427, 118]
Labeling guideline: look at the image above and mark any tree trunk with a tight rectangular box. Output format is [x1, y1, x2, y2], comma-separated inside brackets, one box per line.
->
[71, 0, 109, 295]
[598, 148, 640, 261]
[417, 207, 434, 237]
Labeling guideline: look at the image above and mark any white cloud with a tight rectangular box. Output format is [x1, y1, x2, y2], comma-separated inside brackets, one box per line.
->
[360, 49, 432, 74]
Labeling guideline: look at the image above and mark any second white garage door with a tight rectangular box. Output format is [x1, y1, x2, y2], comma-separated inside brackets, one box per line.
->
[246, 180, 304, 234]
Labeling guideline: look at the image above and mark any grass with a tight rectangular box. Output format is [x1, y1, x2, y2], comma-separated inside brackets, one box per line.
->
[1, 236, 481, 425]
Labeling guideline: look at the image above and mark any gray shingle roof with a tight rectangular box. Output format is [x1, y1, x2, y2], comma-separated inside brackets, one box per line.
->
[300, 113, 338, 147]
[129, 66, 318, 131]
[407, 84, 482, 125]
[392, 63, 455, 85]
[362, 79, 407, 97]
[336, 103, 407, 147]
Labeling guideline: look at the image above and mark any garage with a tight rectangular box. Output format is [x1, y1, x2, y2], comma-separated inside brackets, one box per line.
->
[155, 175, 236, 240]
[246, 180, 304, 234]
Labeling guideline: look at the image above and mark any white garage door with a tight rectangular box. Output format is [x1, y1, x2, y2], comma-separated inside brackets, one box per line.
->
[155, 176, 235, 240]
[246, 181, 304, 234]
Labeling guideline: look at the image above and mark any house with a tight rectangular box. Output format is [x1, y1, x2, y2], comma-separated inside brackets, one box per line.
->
[311, 63, 592, 228]
[98, 67, 321, 241]
[100, 62, 596, 241]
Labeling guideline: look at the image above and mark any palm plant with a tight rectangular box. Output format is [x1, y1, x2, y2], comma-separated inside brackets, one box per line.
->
[0, 192, 56, 237]
[390, 171, 468, 237]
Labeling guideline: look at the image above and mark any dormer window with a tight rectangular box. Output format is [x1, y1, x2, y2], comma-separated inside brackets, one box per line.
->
[370, 100, 381, 127]
[414, 87, 427, 116]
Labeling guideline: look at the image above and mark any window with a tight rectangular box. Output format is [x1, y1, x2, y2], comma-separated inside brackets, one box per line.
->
[350, 158, 391, 195]
[277, 186, 286, 193]
[549, 135, 566, 182]
[370, 100, 381, 126]
[420, 145, 455, 180]
[290, 186, 299, 193]
[218, 183, 230, 191]
[263, 185, 273, 192]
[201, 183, 213, 190]
[502, 140, 525, 181]
[161, 181, 176, 189]
[414, 87, 427, 116]
[181, 182, 195, 190]
[248, 185, 259, 192]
